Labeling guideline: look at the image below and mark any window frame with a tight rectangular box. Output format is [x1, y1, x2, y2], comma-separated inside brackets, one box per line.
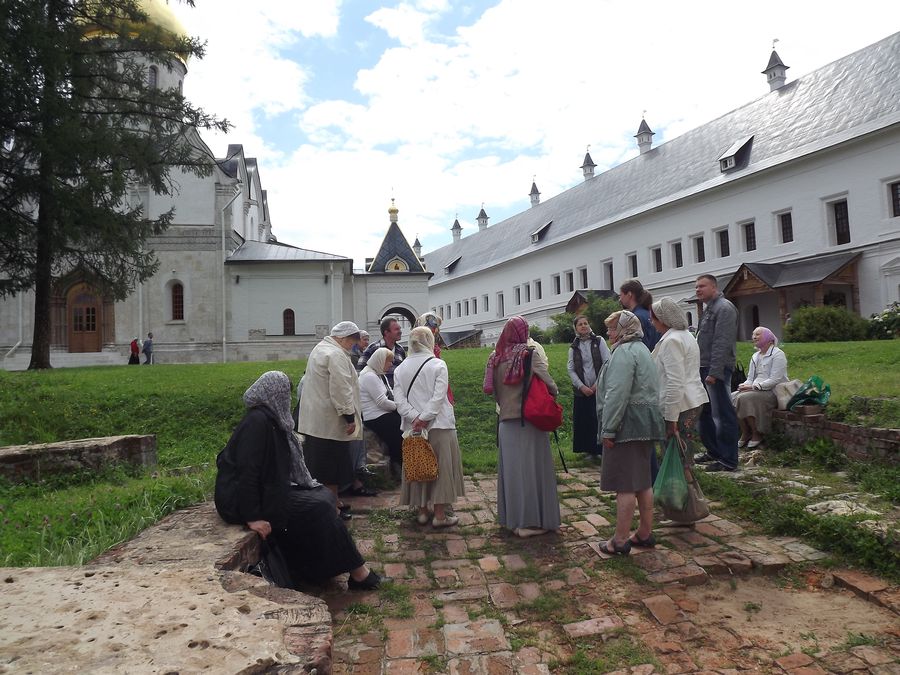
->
[282, 308, 295, 336]
[578, 266, 588, 290]
[565, 270, 574, 293]
[626, 253, 638, 278]
[534, 279, 542, 300]
[715, 227, 730, 258]
[552, 274, 561, 295]
[777, 210, 794, 244]
[692, 235, 705, 264]
[671, 241, 683, 268]
[890, 181, 900, 218]
[171, 282, 184, 321]
[741, 220, 757, 252]
[651, 246, 662, 273]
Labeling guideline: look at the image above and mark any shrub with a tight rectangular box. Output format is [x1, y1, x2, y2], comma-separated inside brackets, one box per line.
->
[548, 296, 621, 343]
[528, 324, 549, 344]
[866, 302, 900, 340]
[784, 306, 868, 342]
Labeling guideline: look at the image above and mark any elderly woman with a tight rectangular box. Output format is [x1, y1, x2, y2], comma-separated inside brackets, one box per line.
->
[394, 327, 465, 527]
[297, 321, 364, 506]
[733, 326, 789, 448]
[215, 371, 381, 590]
[415, 311, 454, 404]
[484, 316, 561, 538]
[567, 315, 610, 459]
[596, 311, 666, 555]
[359, 346, 404, 477]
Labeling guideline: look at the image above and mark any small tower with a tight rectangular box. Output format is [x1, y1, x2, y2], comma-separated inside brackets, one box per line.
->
[580, 147, 596, 181]
[762, 47, 789, 92]
[388, 197, 399, 224]
[529, 181, 540, 207]
[412, 236, 422, 258]
[451, 218, 462, 243]
[635, 118, 654, 155]
[476, 205, 489, 231]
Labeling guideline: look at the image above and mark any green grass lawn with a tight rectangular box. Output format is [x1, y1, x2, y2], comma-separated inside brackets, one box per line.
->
[0, 339, 897, 566]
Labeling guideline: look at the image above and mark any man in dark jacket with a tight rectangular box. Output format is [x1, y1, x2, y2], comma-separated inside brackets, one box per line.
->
[694, 274, 739, 471]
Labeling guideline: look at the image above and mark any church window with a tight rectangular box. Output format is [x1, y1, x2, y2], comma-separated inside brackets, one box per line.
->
[524, 283, 531, 303]
[552, 274, 561, 295]
[627, 253, 638, 278]
[483, 295, 489, 313]
[456, 301, 461, 317]
[831, 199, 850, 244]
[651, 247, 662, 272]
[534, 280, 542, 300]
[171, 283, 184, 320]
[742, 221, 756, 251]
[890, 182, 900, 218]
[602, 261, 613, 290]
[148, 65, 158, 89]
[464, 300, 469, 316]
[779, 212, 794, 243]
[693, 236, 705, 263]
[717, 228, 730, 257]
[497, 292, 505, 318]
[472, 297, 477, 313]
[578, 267, 588, 289]
[514, 286, 521, 305]
[565, 271, 574, 293]
[283, 309, 295, 336]
[672, 242, 683, 268]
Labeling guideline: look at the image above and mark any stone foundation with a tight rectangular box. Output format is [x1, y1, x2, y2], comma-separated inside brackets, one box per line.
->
[772, 410, 899, 463]
[0, 434, 157, 482]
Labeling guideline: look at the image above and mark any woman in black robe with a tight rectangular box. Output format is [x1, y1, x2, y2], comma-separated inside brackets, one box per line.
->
[215, 371, 381, 591]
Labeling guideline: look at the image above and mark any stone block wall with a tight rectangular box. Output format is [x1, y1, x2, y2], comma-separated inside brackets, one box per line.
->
[0, 434, 157, 482]
[772, 411, 899, 463]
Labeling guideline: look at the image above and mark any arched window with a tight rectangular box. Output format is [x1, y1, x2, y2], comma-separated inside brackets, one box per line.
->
[283, 309, 295, 336]
[171, 283, 184, 320]
[148, 65, 158, 89]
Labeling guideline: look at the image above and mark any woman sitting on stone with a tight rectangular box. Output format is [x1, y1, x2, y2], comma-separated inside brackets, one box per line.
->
[215, 371, 381, 591]
[733, 326, 788, 449]
[359, 346, 404, 478]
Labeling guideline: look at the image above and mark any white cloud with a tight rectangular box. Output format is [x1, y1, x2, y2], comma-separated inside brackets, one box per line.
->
[168, 0, 893, 269]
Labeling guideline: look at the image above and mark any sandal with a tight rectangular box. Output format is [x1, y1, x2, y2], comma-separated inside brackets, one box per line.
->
[629, 533, 656, 548]
[598, 539, 631, 556]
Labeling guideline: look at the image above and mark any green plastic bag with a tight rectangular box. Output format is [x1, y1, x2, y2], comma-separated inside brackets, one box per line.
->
[653, 437, 688, 511]
[786, 375, 831, 410]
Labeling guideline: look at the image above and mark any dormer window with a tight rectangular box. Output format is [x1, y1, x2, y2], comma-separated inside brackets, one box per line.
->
[718, 135, 753, 173]
[531, 220, 552, 244]
[444, 255, 462, 274]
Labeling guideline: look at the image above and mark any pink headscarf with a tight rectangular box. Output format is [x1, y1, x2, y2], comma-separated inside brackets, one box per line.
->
[483, 316, 530, 394]
[755, 326, 777, 352]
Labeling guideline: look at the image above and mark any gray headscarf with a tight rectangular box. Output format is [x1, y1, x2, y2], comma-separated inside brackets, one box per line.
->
[651, 297, 688, 331]
[408, 326, 435, 354]
[243, 371, 316, 488]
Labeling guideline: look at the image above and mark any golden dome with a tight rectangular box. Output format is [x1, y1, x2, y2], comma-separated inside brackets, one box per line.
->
[81, 0, 191, 65]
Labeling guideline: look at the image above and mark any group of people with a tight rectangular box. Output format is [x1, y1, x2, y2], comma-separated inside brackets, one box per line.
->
[128, 332, 153, 365]
[213, 273, 791, 592]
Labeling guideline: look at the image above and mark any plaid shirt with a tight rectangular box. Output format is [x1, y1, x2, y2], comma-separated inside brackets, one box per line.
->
[357, 339, 407, 386]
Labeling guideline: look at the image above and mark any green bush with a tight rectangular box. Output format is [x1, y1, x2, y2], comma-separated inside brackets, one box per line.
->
[528, 324, 549, 344]
[866, 302, 900, 340]
[548, 295, 620, 343]
[784, 306, 868, 342]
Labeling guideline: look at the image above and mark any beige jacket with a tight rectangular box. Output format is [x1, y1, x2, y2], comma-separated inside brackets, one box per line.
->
[492, 346, 559, 422]
[651, 328, 709, 422]
[297, 336, 363, 441]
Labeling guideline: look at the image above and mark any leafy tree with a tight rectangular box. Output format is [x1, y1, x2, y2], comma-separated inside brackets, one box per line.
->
[549, 295, 621, 343]
[0, 0, 229, 368]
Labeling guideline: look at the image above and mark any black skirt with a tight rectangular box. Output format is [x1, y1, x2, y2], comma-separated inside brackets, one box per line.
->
[363, 411, 403, 464]
[303, 435, 354, 486]
[273, 485, 365, 584]
[572, 393, 602, 455]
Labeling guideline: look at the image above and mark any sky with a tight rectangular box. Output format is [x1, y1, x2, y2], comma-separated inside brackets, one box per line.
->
[168, 0, 895, 270]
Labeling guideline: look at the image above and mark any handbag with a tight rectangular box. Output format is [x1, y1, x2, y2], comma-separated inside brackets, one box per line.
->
[656, 436, 710, 524]
[521, 351, 563, 432]
[401, 357, 439, 482]
[774, 379, 803, 410]
[252, 538, 296, 590]
[730, 362, 747, 392]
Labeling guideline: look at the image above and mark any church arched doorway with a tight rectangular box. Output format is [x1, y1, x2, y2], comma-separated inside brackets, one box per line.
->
[66, 282, 103, 352]
[379, 305, 418, 334]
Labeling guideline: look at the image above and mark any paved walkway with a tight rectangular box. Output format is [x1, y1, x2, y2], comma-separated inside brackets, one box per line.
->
[323, 467, 900, 675]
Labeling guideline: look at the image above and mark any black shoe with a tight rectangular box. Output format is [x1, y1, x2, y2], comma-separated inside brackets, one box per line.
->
[693, 452, 716, 464]
[356, 466, 377, 478]
[340, 511, 352, 521]
[703, 461, 734, 473]
[348, 570, 382, 591]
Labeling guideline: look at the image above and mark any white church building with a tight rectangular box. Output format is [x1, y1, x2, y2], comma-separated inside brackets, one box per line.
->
[0, 3, 429, 369]
[423, 32, 900, 345]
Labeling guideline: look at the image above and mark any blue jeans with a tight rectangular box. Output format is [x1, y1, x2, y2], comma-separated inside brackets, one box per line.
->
[698, 367, 739, 469]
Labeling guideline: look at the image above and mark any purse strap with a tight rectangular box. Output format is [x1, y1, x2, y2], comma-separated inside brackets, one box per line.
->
[406, 357, 435, 397]
[520, 348, 535, 425]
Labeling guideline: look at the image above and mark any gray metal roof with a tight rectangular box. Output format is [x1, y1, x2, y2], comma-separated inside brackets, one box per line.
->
[736, 251, 860, 289]
[225, 239, 349, 264]
[366, 222, 427, 273]
[424, 32, 900, 287]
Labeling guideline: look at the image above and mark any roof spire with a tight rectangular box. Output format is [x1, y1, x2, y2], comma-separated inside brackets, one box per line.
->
[635, 115, 655, 155]
[762, 40, 789, 91]
[581, 143, 596, 181]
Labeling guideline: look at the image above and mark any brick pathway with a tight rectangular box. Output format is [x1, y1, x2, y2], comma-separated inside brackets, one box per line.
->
[323, 468, 900, 674]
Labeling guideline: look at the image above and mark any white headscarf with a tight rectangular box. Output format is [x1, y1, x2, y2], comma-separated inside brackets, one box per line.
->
[408, 326, 435, 355]
[362, 347, 395, 376]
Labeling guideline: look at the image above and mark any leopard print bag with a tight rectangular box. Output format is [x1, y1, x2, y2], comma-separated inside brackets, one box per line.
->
[402, 429, 438, 482]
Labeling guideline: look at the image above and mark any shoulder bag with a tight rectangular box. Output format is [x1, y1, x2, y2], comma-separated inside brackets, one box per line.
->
[521, 351, 563, 432]
[401, 357, 439, 482]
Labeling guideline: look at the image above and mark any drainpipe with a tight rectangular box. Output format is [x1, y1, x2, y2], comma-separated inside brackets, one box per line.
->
[221, 186, 242, 362]
[4, 293, 24, 360]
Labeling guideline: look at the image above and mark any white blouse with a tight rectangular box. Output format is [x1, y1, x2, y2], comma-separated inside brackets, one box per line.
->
[744, 345, 789, 391]
[358, 369, 397, 421]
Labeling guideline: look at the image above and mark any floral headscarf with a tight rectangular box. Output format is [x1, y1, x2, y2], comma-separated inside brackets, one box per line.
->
[362, 347, 395, 376]
[754, 326, 777, 352]
[605, 310, 644, 351]
[415, 312, 441, 332]
[243, 371, 316, 488]
[483, 316, 530, 393]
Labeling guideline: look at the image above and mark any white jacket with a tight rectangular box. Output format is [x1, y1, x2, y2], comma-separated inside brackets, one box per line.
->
[297, 336, 362, 441]
[393, 353, 456, 431]
[651, 328, 709, 423]
[359, 369, 397, 421]
[744, 345, 789, 391]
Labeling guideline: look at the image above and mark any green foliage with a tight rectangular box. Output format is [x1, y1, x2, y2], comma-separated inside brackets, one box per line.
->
[549, 312, 576, 343]
[784, 306, 868, 342]
[528, 324, 549, 344]
[547, 295, 620, 343]
[563, 635, 659, 675]
[866, 302, 900, 340]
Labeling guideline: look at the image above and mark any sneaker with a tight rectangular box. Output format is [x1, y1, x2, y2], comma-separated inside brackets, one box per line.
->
[693, 452, 716, 464]
[432, 515, 459, 528]
[703, 461, 734, 473]
[347, 570, 382, 591]
[747, 439, 762, 448]
[737, 438, 748, 448]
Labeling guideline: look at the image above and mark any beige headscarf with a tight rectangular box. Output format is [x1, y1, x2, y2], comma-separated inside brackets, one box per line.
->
[605, 310, 644, 350]
[415, 312, 441, 331]
[362, 347, 395, 376]
[408, 326, 435, 355]
[651, 297, 688, 331]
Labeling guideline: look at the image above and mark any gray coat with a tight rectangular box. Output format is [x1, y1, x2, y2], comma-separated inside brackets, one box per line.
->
[696, 292, 737, 381]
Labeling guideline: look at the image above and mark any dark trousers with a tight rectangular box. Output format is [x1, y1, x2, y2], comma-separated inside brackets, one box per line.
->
[363, 411, 403, 465]
[698, 367, 739, 469]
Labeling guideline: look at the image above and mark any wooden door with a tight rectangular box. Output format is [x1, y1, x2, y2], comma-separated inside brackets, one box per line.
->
[66, 282, 102, 352]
